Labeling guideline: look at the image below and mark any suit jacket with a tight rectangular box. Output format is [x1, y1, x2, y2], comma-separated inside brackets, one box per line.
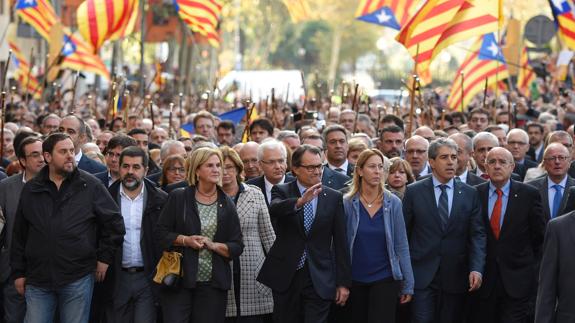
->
[94, 171, 111, 187]
[535, 211, 575, 323]
[567, 160, 575, 179]
[466, 171, 487, 186]
[146, 171, 162, 186]
[245, 174, 296, 207]
[527, 145, 544, 163]
[513, 158, 539, 181]
[321, 166, 350, 191]
[257, 181, 351, 300]
[525, 175, 575, 222]
[0, 174, 25, 282]
[403, 177, 486, 293]
[475, 180, 545, 299]
[77, 154, 107, 175]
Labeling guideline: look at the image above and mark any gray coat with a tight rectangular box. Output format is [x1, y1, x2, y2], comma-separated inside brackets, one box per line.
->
[0, 174, 24, 282]
[226, 184, 276, 317]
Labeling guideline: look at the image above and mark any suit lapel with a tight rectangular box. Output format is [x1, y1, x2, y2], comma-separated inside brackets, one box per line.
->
[500, 181, 518, 237]
[447, 180, 464, 229]
[423, 178, 445, 231]
[477, 184, 494, 238]
[560, 176, 574, 215]
[288, 181, 306, 237]
[540, 177, 551, 220]
[308, 188, 327, 236]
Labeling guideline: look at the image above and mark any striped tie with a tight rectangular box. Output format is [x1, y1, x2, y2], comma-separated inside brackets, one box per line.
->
[437, 184, 449, 227]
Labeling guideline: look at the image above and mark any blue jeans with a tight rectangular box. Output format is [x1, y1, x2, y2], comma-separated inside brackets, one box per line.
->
[24, 274, 94, 323]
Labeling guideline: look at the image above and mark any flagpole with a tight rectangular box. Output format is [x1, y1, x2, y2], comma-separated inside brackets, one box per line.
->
[70, 70, 81, 114]
[351, 83, 360, 133]
[169, 102, 174, 139]
[0, 92, 5, 159]
[482, 77, 489, 108]
[179, 92, 184, 129]
[460, 72, 465, 112]
[408, 43, 420, 138]
[24, 47, 34, 107]
[139, 0, 146, 98]
[0, 50, 12, 92]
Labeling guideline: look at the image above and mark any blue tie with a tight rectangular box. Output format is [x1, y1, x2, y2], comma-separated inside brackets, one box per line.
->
[438, 184, 449, 227]
[552, 184, 563, 219]
[297, 201, 315, 269]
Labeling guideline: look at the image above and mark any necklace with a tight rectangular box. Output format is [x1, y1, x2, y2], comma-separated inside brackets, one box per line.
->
[197, 188, 217, 198]
[360, 193, 381, 208]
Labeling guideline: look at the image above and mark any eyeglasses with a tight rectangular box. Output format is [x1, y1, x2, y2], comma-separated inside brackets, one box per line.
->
[167, 167, 186, 174]
[406, 149, 427, 156]
[261, 159, 286, 166]
[544, 156, 570, 162]
[486, 159, 512, 166]
[25, 152, 43, 159]
[242, 158, 258, 165]
[297, 164, 323, 172]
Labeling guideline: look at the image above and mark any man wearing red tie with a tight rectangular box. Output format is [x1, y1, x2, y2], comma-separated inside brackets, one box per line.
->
[469, 147, 545, 323]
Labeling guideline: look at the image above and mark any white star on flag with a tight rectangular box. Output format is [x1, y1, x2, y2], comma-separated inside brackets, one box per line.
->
[63, 43, 74, 54]
[376, 10, 392, 23]
[487, 42, 500, 57]
[552, 0, 565, 10]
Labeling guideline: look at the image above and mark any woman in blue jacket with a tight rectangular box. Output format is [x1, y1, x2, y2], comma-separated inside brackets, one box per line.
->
[340, 149, 414, 323]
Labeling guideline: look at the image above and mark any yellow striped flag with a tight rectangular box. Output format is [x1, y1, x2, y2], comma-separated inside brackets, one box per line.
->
[549, 0, 575, 50]
[8, 42, 42, 99]
[283, 0, 312, 23]
[174, 0, 222, 48]
[355, 0, 417, 30]
[447, 33, 509, 111]
[516, 47, 536, 98]
[397, 0, 502, 83]
[15, 0, 58, 40]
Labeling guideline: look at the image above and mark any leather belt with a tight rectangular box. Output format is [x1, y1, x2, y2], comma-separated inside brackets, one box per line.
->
[121, 267, 145, 273]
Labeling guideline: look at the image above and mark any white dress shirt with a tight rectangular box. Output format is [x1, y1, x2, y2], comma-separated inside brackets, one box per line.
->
[74, 150, 83, 165]
[328, 160, 349, 175]
[264, 175, 286, 204]
[120, 184, 145, 268]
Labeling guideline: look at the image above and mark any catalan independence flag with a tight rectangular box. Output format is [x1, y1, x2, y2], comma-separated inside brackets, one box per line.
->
[174, 0, 222, 48]
[283, 0, 312, 23]
[446, 33, 509, 111]
[8, 42, 42, 99]
[15, 0, 59, 40]
[355, 0, 417, 30]
[549, 0, 575, 50]
[397, 0, 502, 84]
[517, 47, 536, 98]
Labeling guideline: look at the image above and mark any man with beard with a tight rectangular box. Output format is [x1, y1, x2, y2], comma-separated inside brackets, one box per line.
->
[11, 133, 125, 323]
[323, 125, 354, 177]
[59, 115, 107, 174]
[379, 125, 404, 158]
[102, 146, 167, 322]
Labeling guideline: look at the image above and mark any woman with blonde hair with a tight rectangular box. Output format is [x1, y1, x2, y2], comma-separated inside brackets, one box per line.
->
[339, 149, 413, 323]
[219, 146, 276, 322]
[155, 147, 244, 323]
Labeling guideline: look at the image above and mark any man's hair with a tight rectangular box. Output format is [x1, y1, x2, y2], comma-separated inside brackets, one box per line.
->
[526, 122, 544, 134]
[449, 133, 473, 153]
[106, 135, 137, 154]
[63, 114, 87, 136]
[469, 108, 490, 119]
[14, 130, 38, 159]
[381, 114, 404, 129]
[428, 138, 458, 160]
[301, 134, 325, 149]
[249, 118, 274, 135]
[322, 124, 348, 144]
[127, 128, 148, 137]
[42, 133, 71, 154]
[257, 139, 287, 161]
[472, 132, 499, 150]
[217, 120, 235, 134]
[380, 125, 404, 139]
[160, 140, 185, 161]
[17, 136, 42, 160]
[292, 144, 322, 168]
[450, 111, 466, 123]
[192, 111, 215, 128]
[120, 146, 149, 168]
[485, 125, 505, 134]
[277, 130, 299, 142]
[506, 128, 529, 143]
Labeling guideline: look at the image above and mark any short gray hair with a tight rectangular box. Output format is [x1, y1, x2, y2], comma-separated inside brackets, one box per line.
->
[428, 138, 458, 160]
[449, 133, 473, 153]
[350, 133, 374, 148]
[160, 140, 185, 161]
[472, 132, 499, 151]
[257, 139, 287, 161]
[277, 130, 299, 141]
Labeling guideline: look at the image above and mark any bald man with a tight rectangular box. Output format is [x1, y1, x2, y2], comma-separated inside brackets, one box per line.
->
[470, 147, 544, 323]
[404, 135, 430, 180]
[239, 141, 263, 180]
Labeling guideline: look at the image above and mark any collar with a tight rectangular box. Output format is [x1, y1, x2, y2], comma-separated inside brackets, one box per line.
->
[296, 180, 313, 195]
[548, 175, 568, 189]
[22, 171, 27, 183]
[328, 160, 349, 172]
[432, 175, 454, 189]
[489, 180, 511, 197]
[120, 182, 145, 201]
[264, 175, 285, 190]
[476, 167, 486, 177]
[75, 151, 83, 164]
[458, 169, 468, 183]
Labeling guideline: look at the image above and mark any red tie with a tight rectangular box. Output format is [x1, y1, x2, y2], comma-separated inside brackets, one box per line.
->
[480, 173, 490, 180]
[490, 189, 503, 239]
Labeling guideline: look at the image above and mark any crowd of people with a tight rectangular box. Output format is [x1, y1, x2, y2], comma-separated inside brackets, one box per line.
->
[0, 76, 574, 323]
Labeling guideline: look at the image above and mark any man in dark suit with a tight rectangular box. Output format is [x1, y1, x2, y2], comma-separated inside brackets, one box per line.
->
[59, 115, 107, 174]
[526, 123, 545, 163]
[507, 129, 538, 181]
[535, 210, 575, 322]
[323, 125, 354, 177]
[246, 140, 295, 206]
[471, 132, 522, 182]
[94, 135, 137, 187]
[450, 133, 486, 186]
[526, 143, 575, 222]
[257, 145, 351, 323]
[302, 135, 351, 190]
[469, 147, 545, 323]
[403, 138, 486, 323]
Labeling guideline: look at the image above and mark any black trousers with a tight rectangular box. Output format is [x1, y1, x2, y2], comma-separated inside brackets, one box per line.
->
[1, 279, 26, 323]
[336, 278, 400, 323]
[160, 282, 227, 323]
[272, 263, 331, 323]
[411, 273, 465, 323]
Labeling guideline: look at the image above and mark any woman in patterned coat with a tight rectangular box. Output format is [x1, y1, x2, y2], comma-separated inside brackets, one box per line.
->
[220, 146, 276, 323]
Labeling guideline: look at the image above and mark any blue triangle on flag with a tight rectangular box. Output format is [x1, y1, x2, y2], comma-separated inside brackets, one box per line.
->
[356, 7, 401, 30]
[62, 35, 77, 57]
[550, 0, 571, 15]
[478, 33, 506, 64]
[218, 107, 247, 126]
[16, 0, 38, 10]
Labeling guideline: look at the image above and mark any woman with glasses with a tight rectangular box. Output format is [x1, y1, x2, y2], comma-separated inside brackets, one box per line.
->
[155, 147, 244, 323]
[219, 146, 276, 323]
[339, 149, 413, 323]
[160, 155, 186, 190]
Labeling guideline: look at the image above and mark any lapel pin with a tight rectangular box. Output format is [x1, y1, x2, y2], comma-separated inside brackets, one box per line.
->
[514, 194, 517, 198]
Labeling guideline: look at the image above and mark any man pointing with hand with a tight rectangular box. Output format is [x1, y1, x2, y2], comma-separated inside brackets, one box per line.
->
[257, 144, 351, 323]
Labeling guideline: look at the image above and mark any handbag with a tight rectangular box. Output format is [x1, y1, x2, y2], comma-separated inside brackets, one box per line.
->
[153, 191, 187, 288]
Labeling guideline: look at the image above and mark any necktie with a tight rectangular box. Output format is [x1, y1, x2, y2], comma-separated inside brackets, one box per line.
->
[480, 173, 490, 180]
[455, 176, 462, 183]
[491, 189, 503, 239]
[552, 184, 563, 219]
[437, 185, 449, 227]
[334, 168, 344, 174]
[297, 201, 315, 269]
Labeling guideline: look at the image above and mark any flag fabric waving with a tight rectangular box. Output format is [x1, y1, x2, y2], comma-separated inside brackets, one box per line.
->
[517, 47, 536, 98]
[76, 0, 139, 51]
[283, 0, 312, 23]
[447, 33, 509, 111]
[8, 42, 42, 99]
[174, 0, 223, 47]
[15, 0, 59, 40]
[549, 0, 575, 50]
[397, 0, 502, 83]
[355, 0, 416, 30]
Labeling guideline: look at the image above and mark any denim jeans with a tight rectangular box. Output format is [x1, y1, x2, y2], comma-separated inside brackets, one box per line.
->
[24, 274, 94, 323]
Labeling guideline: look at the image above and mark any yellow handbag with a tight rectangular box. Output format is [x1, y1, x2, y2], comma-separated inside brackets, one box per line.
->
[153, 251, 183, 287]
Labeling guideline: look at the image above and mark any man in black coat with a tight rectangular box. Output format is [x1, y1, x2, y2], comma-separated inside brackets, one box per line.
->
[11, 133, 125, 322]
[101, 147, 167, 322]
[469, 148, 545, 323]
[403, 138, 486, 323]
[257, 145, 351, 323]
